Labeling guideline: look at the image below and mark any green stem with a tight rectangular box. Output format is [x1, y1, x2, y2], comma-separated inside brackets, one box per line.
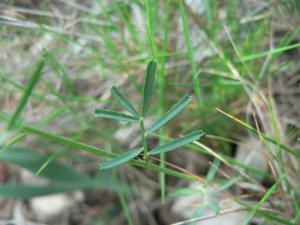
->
[139, 117, 148, 156]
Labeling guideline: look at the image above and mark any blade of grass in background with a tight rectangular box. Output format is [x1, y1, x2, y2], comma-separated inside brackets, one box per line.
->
[242, 42, 300, 62]
[90, 1, 142, 93]
[43, 49, 75, 95]
[241, 177, 283, 225]
[179, 0, 203, 105]
[36, 130, 85, 175]
[114, 169, 134, 225]
[146, 0, 158, 58]
[216, 108, 300, 158]
[0, 184, 86, 199]
[112, 0, 143, 54]
[1, 107, 67, 153]
[0, 147, 93, 184]
[7, 59, 45, 131]
[156, 0, 171, 202]
[268, 97, 292, 191]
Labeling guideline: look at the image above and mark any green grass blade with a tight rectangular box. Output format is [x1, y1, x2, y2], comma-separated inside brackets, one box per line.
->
[0, 184, 84, 199]
[146, 94, 192, 134]
[157, 0, 171, 203]
[216, 108, 300, 158]
[193, 69, 203, 103]
[1, 107, 67, 153]
[94, 109, 139, 123]
[291, 190, 300, 219]
[43, 49, 75, 94]
[242, 42, 300, 61]
[110, 85, 139, 117]
[146, 0, 158, 58]
[241, 176, 283, 225]
[149, 130, 205, 155]
[36, 130, 84, 175]
[179, 0, 203, 105]
[142, 59, 157, 118]
[237, 198, 294, 225]
[7, 59, 45, 130]
[0, 147, 93, 185]
[114, 169, 134, 225]
[100, 147, 143, 170]
[206, 157, 221, 182]
[268, 98, 285, 168]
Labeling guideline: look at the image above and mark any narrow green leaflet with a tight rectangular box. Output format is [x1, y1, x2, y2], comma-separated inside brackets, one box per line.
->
[146, 94, 192, 134]
[142, 59, 157, 117]
[149, 130, 205, 155]
[110, 85, 139, 117]
[94, 109, 139, 123]
[192, 204, 206, 220]
[208, 202, 221, 212]
[100, 147, 143, 170]
[8, 59, 45, 130]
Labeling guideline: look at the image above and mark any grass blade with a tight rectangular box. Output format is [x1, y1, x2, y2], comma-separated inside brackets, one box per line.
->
[94, 109, 139, 123]
[110, 85, 139, 117]
[241, 176, 283, 225]
[114, 169, 134, 225]
[149, 130, 205, 155]
[0, 184, 83, 199]
[7, 59, 45, 130]
[142, 59, 157, 118]
[146, 0, 157, 58]
[146, 94, 192, 134]
[100, 147, 143, 170]
[206, 157, 221, 182]
[36, 130, 84, 175]
[216, 108, 300, 158]
[179, 0, 202, 105]
[0, 147, 93, 184]
[242, 42, 300, 61]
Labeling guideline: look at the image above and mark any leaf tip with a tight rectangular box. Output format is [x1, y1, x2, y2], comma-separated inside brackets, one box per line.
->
[99, 163, 104, 170]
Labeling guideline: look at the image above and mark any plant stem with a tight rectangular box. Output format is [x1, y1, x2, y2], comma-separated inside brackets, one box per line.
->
[139, 117, 148, 156]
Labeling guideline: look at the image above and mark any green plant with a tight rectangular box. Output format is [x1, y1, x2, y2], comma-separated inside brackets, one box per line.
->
[94, 59, 205, 169]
